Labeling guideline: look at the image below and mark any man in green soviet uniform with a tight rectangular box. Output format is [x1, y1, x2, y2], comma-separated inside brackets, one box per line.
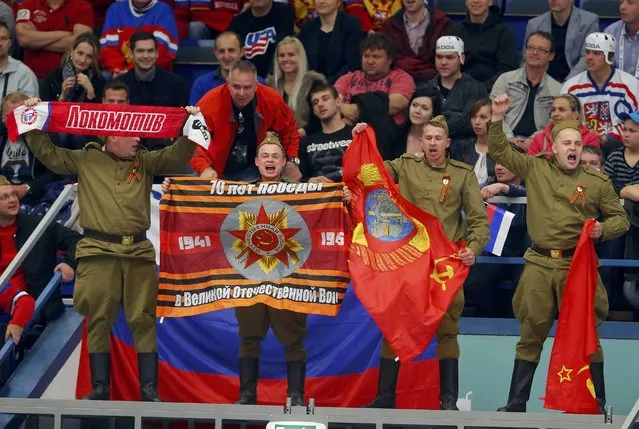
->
[163, 133, 352, 406]
[489, 94, 630, 413]
[22, 97, 203, 402]
[234, 134, 309, 406]
[354, 116, 490, 410]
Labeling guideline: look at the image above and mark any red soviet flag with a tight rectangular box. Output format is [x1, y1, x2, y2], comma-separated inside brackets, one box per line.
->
[342, 127, 469, 362]
[544, 219, 600, 414]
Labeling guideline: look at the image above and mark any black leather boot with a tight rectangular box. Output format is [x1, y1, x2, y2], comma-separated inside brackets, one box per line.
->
[362, 358, 400, 408]
[590, 362, 606, 414]
[235, 357, 259, 405]
[138, 353, 163, 402]
[439, 359, 459, 410]
[287, 361, 306, 406]
[83, 353, 110, 400]
[497, 360, 538, 412]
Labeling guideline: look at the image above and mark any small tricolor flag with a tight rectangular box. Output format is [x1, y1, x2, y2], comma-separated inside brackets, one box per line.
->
[485, 204, 514, 256]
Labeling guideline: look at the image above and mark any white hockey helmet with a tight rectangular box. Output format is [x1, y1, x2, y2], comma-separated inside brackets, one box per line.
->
[584, 32, 616, 65]
[436, 36, 465, 64]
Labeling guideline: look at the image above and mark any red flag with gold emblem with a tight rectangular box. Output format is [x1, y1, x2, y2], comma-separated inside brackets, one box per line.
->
[342, 127, 469, 362]
[544, 219, 600, 414]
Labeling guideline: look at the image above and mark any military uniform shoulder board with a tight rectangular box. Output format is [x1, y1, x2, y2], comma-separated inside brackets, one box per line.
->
[448, 158, 474, 171]
[583, 167, 610, 182]
[83, 142, 102, 151]
[400, 152, 426, 162]
[535, 151, 552, 159]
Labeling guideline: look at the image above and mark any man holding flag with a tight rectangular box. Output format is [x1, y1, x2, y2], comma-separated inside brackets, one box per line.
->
[355, 115, 490, 410]
[11, 97, 208, 403]
[489, 94, 630, 413]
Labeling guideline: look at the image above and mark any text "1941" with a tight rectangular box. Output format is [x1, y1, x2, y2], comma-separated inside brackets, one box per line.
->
[178, 235, 212, 250]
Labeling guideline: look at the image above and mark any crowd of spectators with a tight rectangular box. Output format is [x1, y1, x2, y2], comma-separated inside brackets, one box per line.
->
[0, 0, 638, 321]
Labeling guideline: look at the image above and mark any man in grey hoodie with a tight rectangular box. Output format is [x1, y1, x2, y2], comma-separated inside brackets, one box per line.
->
[0, 21, 38, 100]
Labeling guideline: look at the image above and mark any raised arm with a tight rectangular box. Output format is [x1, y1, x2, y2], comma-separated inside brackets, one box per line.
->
[487, 95, 534, 180]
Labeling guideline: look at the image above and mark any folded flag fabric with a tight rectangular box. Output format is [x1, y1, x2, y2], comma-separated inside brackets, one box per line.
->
[544, 219, 600, 414]
[485, 203, 515, 256]
[342, 127, 469, 362]
[75, 289, 440, 408]
[158, 178, 350, 317]
[6, 102, 211, 149]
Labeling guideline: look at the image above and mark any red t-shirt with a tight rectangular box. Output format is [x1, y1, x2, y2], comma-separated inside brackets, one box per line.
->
[0, 222, 28, 291]
[16, 0, 94, 77]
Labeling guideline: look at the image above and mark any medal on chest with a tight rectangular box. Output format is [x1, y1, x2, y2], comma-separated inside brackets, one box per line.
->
[569, 183, 587, 206]
[439, 174, 451, 203]
[127, 161, 142, 183]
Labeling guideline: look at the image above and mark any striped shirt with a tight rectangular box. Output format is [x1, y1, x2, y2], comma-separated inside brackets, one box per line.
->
[604, 148, 639, 193]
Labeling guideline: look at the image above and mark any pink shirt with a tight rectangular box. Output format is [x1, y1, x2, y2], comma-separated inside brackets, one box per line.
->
[334, 68, 416, 124]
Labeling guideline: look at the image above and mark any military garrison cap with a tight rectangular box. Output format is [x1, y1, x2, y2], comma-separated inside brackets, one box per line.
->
[0, 176, 10, 186]
[257, 132, 284, 152]
[551, 120, 581, 141]
[427, 115, 449, 135]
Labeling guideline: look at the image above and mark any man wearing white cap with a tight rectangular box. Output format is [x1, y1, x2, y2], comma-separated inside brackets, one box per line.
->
[427, 36, 486, 143]
[562, 32, 639, 144]
[491, 31, 561, 152]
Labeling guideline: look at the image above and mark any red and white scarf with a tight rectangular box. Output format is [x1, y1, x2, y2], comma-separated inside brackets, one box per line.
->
[6, 102, 210, 150]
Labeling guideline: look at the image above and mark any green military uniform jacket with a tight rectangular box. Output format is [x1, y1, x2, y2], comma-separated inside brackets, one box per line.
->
[487, 120, 630, 268]
[384, 154, 490, 257]
[25, 130, 197, 261]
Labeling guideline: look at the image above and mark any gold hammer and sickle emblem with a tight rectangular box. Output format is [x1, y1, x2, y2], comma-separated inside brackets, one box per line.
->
[431, 260, 455, 291]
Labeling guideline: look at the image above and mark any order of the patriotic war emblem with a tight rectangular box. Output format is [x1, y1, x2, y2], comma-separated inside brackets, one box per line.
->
[221, 199, 311, 281]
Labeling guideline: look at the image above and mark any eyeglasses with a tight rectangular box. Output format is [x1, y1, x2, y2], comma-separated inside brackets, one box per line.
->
[0, 191, 19, 201]
[526, 46, 551, 54]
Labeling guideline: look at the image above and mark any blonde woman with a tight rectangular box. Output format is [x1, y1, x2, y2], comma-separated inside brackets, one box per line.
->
[268, 36, 326, 137]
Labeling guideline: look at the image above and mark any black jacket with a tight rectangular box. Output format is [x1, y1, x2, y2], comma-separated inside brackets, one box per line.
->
[120, 68, 190, 150]
[351, 91, 396, 160]
[119, 68, 190, 108]
[0, 131, 61, 205]
[448, 5, 519, 92]
[450, 140, 496, 187]
[12, 213, 82, 322]
[40, 68, 106, 103]
[428, 73, 487, 140]
[299, 12, 363, 84]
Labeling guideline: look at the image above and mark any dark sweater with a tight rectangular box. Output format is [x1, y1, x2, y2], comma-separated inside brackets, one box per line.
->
[448, 5, 519, 92]
[119, 68, 189, 107]
[299, 12, 363, 84]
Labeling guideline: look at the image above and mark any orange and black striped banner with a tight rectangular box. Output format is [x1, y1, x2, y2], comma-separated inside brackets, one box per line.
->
[157, 177, 350, 317]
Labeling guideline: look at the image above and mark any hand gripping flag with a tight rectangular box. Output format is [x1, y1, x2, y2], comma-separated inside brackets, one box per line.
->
[342, 127, 469, 362]
[544, 219, 600, 414]
[6, 102, 210, 149]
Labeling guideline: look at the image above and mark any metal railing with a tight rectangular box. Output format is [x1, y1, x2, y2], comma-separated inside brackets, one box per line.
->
[0, 184, 75, 370]
[0, 399, 628, 429]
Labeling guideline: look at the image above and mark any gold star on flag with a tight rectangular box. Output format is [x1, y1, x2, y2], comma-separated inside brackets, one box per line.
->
[557, 365, 573, 383]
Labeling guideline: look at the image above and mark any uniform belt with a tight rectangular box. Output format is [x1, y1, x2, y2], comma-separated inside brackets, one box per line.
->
[531, 244, 576, 259]
[84, 229, 147, 246]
